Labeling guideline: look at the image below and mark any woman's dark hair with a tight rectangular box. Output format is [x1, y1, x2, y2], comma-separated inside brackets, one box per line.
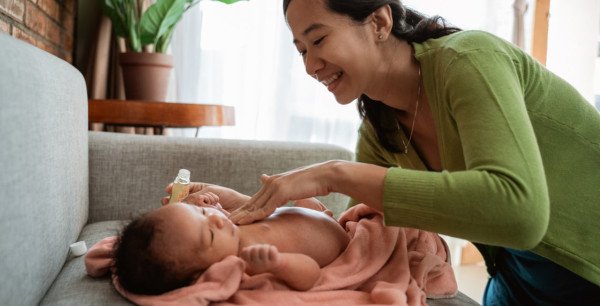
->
[112, 215, 199, 295]
[283, 0, 461, 152]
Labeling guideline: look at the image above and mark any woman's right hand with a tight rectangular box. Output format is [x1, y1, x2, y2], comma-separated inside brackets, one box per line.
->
[162, 182, 250, 211]
[229, 160, 387, 225]
[229, 161, 336, 224]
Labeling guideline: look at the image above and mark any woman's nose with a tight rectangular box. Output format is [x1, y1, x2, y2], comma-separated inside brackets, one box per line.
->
[207, 213, 225, 228]
[304, 53, 324, 78]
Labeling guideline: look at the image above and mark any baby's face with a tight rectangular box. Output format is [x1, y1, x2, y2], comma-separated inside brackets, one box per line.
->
[150, 203, 241, 271]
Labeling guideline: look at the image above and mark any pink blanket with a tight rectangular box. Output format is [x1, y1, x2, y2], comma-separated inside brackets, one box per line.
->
[86, 204, 457, 305]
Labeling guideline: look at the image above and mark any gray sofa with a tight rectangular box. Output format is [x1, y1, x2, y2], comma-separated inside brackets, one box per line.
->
[0, 33, 479, 305]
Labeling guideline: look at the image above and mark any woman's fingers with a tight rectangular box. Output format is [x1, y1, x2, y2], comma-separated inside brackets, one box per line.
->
[165, 182, 209, 196]
[229, 187, 283, 224]
[163, 182, 214, 205]
[188, 182, 209, 194]
[261, 173, 270, 184]
[230, 167, 325, 223]
[230, 205, 277, 225]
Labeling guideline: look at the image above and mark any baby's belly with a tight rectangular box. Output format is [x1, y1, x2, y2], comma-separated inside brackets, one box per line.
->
[264, 207, 350, 267]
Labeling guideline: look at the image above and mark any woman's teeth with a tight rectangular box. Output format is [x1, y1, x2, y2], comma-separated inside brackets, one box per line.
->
[321, 72, 343, 86]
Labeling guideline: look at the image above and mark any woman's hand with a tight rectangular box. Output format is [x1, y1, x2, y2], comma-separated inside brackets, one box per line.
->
[229, 161, 335, 224]
[162, 182, 250, 211]
[229, 160, 387, 225]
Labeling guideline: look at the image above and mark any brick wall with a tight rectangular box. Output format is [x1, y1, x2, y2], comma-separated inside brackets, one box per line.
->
[0, 0, 76, 63]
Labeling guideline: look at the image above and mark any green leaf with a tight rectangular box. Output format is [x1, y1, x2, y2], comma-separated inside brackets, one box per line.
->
[139, 0, 186, 47]
[99, 0, 127, 37]
[154, 24, 176, 53]
[211, 0, 248, 4]
[185, 0, 201, 11]
[101, 0, 248, 53]
[126, 1, 141, 51]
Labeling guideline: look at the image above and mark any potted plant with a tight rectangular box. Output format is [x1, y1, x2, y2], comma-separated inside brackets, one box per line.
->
[100, 0, 246, 101]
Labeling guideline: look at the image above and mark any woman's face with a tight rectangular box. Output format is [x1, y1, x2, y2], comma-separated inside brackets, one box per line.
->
[150, 203, 241, 271]
[286, 0, 378, 104]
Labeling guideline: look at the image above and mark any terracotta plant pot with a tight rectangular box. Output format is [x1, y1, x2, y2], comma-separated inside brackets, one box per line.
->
[119, 52, 173, 102]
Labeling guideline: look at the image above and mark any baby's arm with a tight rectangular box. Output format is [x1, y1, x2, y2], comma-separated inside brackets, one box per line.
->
[293, 197, 334, 219]
[241, 244, 320, 291]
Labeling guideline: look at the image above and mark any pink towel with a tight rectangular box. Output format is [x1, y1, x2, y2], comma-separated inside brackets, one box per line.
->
[85, 204, 457, 305]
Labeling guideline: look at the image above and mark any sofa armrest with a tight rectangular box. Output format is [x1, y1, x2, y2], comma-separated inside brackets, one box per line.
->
[1, 33, 89, 306]
[88, 131, 354, 223]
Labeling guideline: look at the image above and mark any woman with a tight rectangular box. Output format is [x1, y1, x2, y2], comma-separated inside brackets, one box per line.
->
[229, 0, 600, 304]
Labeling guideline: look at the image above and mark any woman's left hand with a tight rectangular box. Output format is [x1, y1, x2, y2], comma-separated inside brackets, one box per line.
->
[229, 161, 334, 224]
[162, 182, 250, 211]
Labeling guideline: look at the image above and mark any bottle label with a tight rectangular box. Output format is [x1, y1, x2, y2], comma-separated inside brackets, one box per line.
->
[169, 183, 190, 204]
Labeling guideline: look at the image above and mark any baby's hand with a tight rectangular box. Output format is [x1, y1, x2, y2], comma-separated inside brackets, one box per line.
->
[240, 244, 283, 275]
[186, 191, 220, 206]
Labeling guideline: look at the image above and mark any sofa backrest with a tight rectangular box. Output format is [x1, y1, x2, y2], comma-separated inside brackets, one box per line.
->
[88, 132, 354, 222]
[0, 33, 89, 305]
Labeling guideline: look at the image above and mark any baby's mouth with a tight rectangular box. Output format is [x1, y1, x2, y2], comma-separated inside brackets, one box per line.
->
[321, 72, 343, 86]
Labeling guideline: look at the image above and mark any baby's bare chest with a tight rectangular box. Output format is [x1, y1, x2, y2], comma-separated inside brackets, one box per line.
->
[243, 208, 350, 266]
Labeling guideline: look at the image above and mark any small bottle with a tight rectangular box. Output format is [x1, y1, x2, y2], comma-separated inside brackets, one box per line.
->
[169, 169, 191, 204]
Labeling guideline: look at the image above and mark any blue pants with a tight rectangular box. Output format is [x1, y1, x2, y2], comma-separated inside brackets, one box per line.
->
[483, 248, 599, 305]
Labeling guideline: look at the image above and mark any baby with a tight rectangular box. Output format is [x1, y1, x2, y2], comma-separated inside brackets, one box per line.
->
[112, 188, 350, 295]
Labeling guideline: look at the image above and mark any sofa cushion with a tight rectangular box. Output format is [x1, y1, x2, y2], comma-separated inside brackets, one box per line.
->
[40, 221, 132, 305]
[0, 33, 88, 305]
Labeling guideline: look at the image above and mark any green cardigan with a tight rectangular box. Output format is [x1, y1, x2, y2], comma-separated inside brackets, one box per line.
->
[351, 30, 600, 286]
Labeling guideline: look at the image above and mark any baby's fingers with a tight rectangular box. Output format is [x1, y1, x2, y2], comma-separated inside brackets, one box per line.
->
[241, 245, 278, 262]
[183, 192, 218, 206]
[203, 192, 220, 205]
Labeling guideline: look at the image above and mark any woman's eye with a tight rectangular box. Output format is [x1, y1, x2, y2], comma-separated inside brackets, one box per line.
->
[298, 50, 306, 56]
[313, 36, 325, 46]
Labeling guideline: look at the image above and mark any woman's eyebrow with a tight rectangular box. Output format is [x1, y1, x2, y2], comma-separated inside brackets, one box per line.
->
[293, 23, 326, 44]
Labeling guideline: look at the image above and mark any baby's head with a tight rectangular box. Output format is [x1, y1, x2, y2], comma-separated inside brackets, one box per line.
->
[113, 203, 241, 295]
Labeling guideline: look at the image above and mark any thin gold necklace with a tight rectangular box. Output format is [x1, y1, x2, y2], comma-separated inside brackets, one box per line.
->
[397, 65, 421, 154]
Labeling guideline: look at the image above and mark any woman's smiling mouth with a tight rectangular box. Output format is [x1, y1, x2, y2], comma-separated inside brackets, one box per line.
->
[320, 71, 343, 87]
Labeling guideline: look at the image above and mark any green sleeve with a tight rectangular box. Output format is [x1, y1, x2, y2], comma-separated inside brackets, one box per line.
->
[347, 121, 397, 208]
[382, 49, 549, 250]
